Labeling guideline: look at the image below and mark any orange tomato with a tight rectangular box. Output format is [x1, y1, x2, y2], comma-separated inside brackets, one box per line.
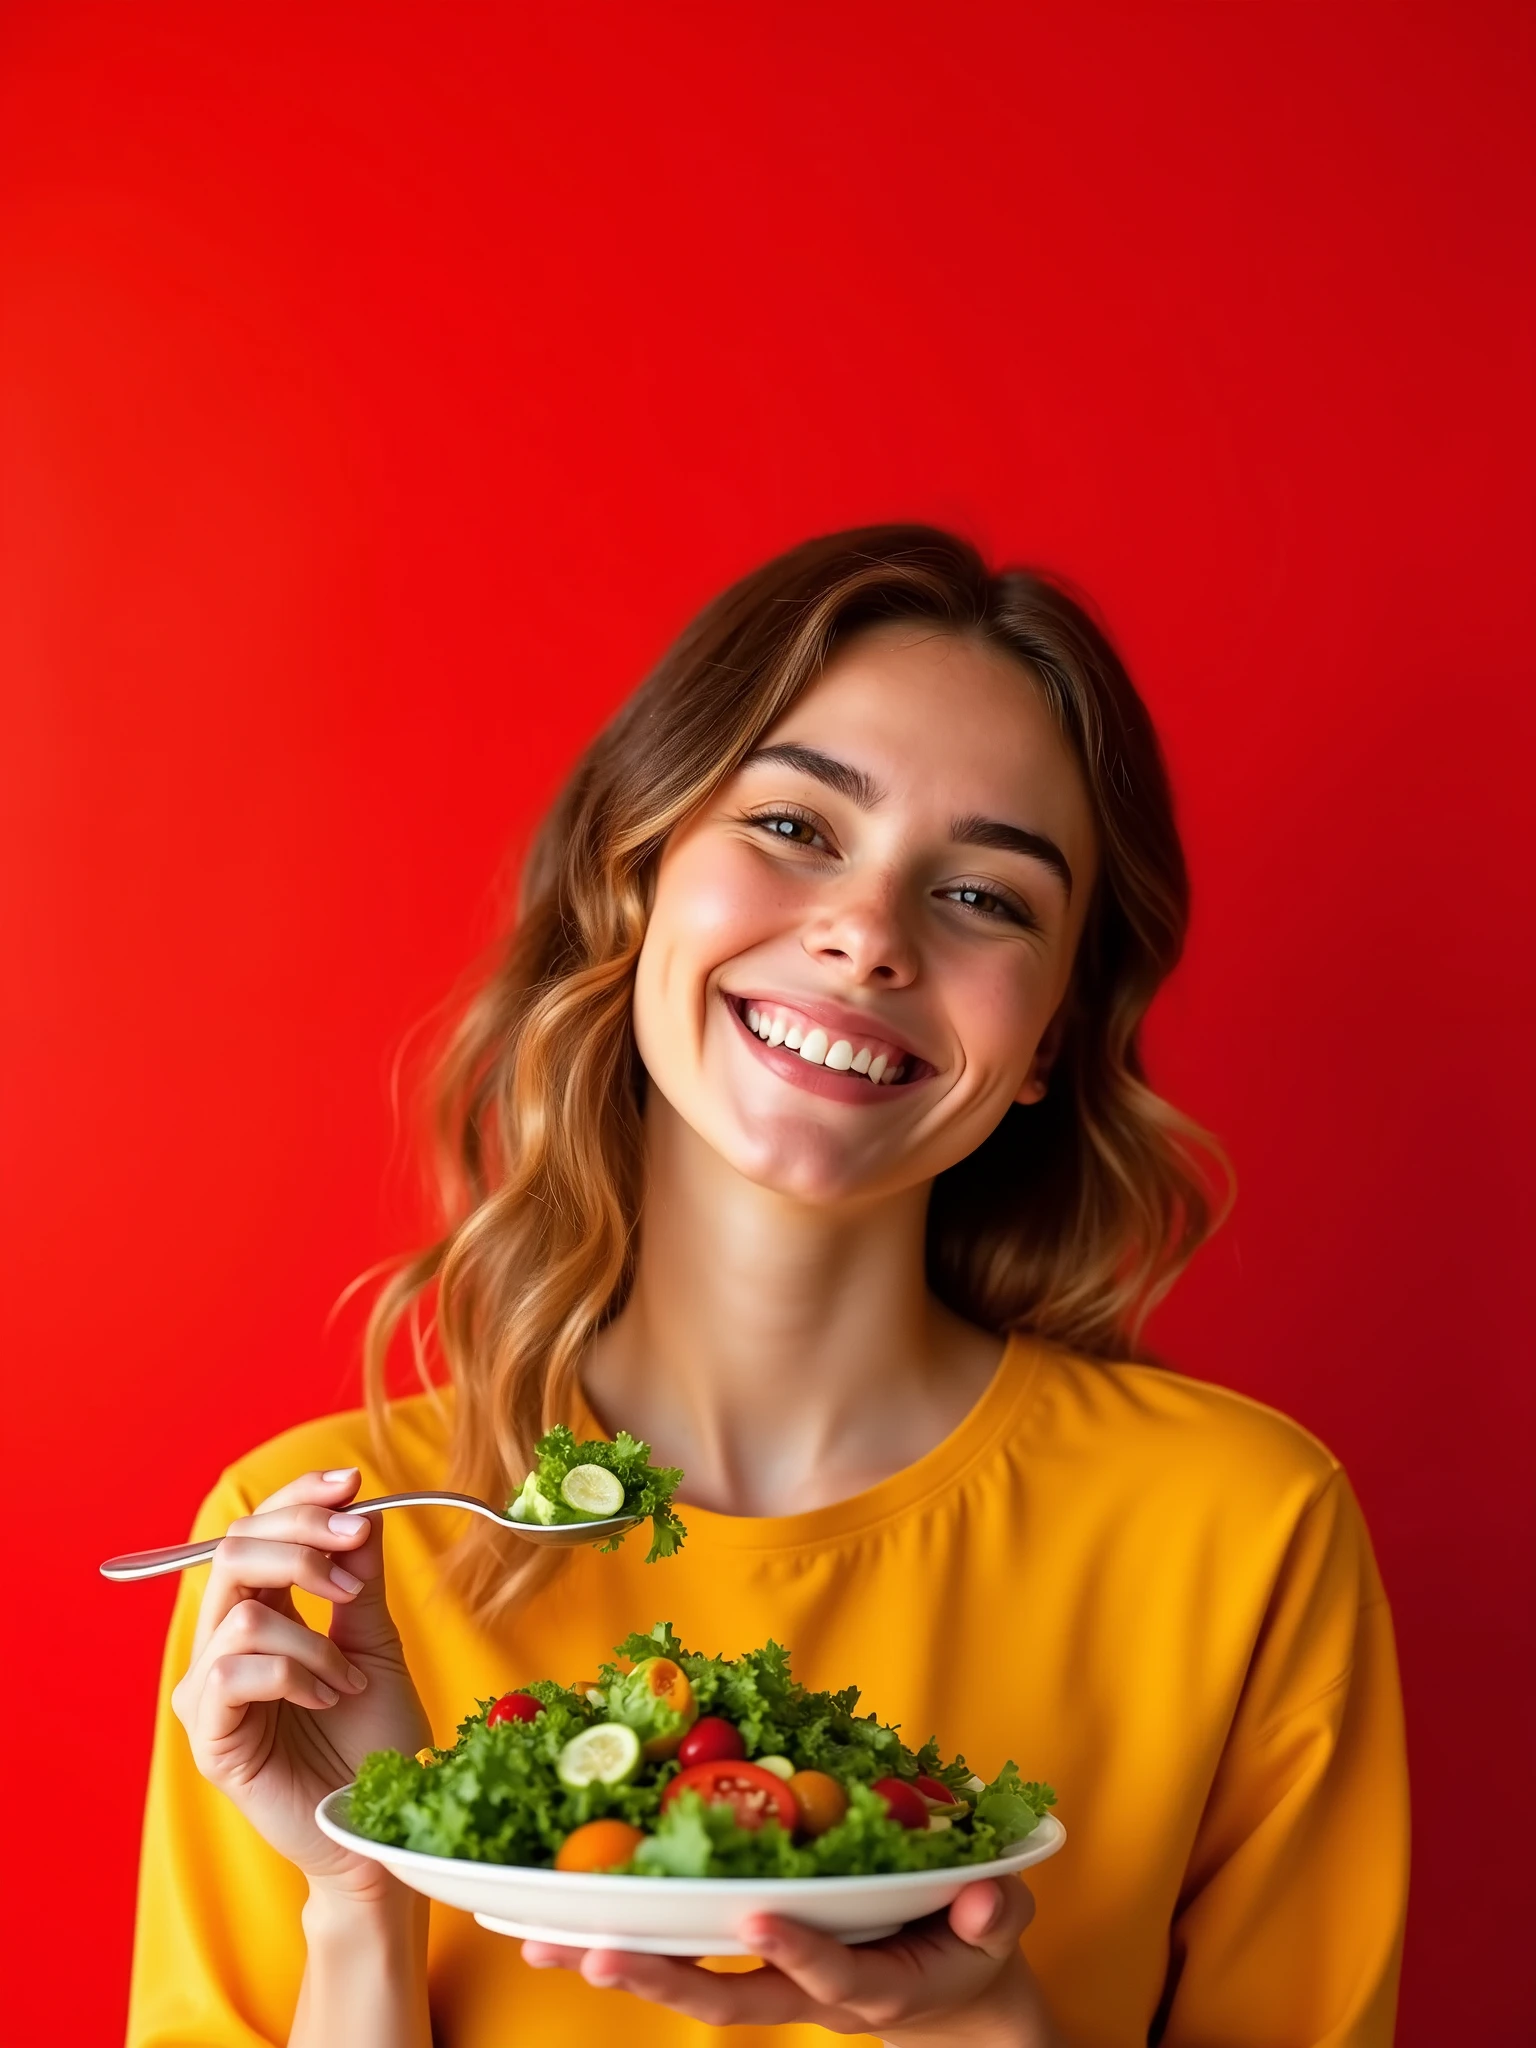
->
[629, 1656, 699, 1759]
[553, 1819, 646, 1872]
[788, 1770, 849, 1838]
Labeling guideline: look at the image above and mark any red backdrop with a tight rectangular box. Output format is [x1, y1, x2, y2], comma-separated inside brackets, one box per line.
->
[2, 4, 1531, 2041]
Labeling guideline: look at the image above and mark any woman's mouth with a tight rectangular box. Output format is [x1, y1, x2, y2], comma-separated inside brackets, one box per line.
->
[723, 993, 932, 1094]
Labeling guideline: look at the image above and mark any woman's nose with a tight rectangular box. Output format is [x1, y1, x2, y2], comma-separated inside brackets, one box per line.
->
[801, 879, 918, 985]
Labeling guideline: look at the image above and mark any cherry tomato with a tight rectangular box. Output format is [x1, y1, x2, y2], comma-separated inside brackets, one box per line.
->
[554, 1818, 646, 1872]
[916, 1774, 958, 1804]
[870, 1776, 929, 1829]
[662, 1759, 801, 1832]
[788, 1769, 849, 1837]
[486, 1691, 542, 1726]
[678, 1716, 746, 1768]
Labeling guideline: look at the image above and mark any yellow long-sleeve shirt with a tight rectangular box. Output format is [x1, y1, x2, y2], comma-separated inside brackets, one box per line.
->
[128, 1338, 1408, 2046]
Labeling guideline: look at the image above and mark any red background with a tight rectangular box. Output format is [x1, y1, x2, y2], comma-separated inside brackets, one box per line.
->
[2, 4, 1532, 2041]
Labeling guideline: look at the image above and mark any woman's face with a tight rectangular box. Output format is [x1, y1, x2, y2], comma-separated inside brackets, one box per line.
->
[631, 623, 1100, 1205]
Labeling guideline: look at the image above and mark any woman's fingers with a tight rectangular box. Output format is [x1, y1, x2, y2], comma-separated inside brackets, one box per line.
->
[252, 1467, 363, 1515]
[223, 1502, 375, 1555]
[543, 1949, 830, 2029]
[948, 1876, 1034, 1956]
[191, 1537, 364, 1649]
[176, 1599, 369, 1746]
[314, 1511, 406, 1660]
[735, 1915, 877, 2013]
[194, 1651, 345, 1749]
[729, 1889, 1036, 2029]
[189, 1490, 376, 1660]
[523, 1899, 1036, 2035]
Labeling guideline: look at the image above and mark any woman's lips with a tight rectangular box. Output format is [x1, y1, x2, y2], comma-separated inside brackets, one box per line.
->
[722, 992, 933, 1101]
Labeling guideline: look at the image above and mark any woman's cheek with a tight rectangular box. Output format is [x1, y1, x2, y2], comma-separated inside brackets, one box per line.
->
[658, 839, 789, 962]
[950, 957, 1053, 1100]
[633, 849, 775, 1085]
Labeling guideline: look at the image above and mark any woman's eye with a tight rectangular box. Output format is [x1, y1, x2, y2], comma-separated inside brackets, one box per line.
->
[944, 884, 1032, 928]
[749, 810, 825, 848]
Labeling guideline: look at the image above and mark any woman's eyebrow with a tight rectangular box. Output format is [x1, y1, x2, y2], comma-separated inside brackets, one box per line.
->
[741, 742, 885, 808]
[950, 814, 1074, 897]
[741, 743, 1072, 896]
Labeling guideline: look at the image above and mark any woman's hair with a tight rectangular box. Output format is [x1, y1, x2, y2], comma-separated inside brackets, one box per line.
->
[363, 525, 1231, 1616]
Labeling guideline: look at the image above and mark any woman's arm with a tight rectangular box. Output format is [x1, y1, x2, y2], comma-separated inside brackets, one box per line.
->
[292, 1880, 431, 2048]
[129, 1467, 434, 2047]
[1157, 1472, 1408, 2045]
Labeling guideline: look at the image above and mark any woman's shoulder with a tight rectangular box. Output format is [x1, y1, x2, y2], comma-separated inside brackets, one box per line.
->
[206, 1390, 452, 1516]
[1021, 1341, 1343, 1511]
[1012, 1345, 1386, 1609]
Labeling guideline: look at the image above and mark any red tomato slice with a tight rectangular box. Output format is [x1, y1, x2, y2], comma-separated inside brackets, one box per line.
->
[486, 1691, 542, 1726]
[662, 1759, 801, 1832]
[916, 1774, 957, 1804]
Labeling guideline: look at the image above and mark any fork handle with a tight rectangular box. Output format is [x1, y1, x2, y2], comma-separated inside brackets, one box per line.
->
[98, 1489, 503, 1581]
[101, 1536, 225, 1580]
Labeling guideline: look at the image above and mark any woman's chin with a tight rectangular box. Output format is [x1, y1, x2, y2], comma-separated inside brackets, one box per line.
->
[717, 1121, 896, 1207]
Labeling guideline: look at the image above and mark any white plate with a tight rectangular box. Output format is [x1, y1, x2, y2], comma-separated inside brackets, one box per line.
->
[316, 1790, 1065, 1955]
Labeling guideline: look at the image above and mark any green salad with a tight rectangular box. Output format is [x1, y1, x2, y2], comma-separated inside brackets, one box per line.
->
[507, 1426, 687, 1563]
[348, 1623, 1055, 1879]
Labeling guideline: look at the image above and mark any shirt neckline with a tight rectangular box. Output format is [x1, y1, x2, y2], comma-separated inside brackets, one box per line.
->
[569, 1331, 1042, 1555]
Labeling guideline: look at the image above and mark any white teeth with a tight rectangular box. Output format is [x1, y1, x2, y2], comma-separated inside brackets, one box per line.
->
[740, 1002, 907, 1086]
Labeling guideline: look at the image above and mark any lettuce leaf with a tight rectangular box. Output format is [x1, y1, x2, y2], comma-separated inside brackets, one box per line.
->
[973, 1763, 1056, 1842]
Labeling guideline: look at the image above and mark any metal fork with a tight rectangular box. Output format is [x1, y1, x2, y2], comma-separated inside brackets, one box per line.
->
[100, 1491, 642, 1580]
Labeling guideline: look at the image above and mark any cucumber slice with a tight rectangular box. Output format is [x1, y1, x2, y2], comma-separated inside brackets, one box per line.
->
[559, 1464, 626, 1519]
[755, 1754, 795, 1781]
[556, 1721, 642, 1789]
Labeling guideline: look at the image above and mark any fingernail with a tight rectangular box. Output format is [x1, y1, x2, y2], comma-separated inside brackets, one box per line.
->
[330, 1565, 364, 1594]
[328, 1512, 368, 1536]
[744, 1925, 781, 1954]
[345, 1664, 368, 1690]
[315, 1681, 339, 1705]
[322, 1467, 358, 1482]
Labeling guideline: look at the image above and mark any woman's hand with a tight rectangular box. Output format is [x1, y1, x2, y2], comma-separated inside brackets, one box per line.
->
[171, 1467, 431, 1902]
[521, 1877, 1064, 2046]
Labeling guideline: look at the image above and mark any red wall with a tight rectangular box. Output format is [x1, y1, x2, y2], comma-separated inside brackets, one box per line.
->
[3, 5, 1531, 2041]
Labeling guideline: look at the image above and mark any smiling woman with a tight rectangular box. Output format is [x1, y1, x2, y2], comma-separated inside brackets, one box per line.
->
[130, 528, 1408, 2048]
[372, 535, 1227, 1599]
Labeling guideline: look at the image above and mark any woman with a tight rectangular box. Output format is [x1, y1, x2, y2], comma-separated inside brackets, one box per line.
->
[129, 528, 1409, 2047]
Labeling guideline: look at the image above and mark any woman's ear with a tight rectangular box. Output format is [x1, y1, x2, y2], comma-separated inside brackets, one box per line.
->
[1015, 1005, 1068, 1106]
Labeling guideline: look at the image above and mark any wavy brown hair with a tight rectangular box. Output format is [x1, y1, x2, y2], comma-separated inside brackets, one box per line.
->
[363, 526, 1231, 1617]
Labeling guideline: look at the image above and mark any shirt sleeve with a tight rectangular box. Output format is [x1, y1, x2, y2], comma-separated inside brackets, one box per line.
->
[126, 1473, 310, 2048]
[1156, 1469, 1409, 2047]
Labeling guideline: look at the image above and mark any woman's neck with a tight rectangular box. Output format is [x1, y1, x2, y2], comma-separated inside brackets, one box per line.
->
[580, 1096, 1003, 1517]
